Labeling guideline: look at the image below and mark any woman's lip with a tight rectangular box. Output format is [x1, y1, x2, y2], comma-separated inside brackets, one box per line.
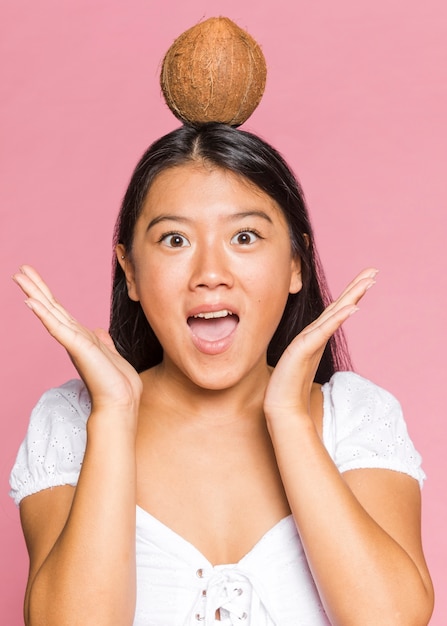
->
[186, 303, 239, 318]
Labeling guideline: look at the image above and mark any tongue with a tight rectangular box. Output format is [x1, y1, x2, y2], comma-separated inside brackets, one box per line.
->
[188, 316, 238, 342]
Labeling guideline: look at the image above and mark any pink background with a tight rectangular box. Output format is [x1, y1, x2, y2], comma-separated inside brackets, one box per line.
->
[1, 1, 446, 623]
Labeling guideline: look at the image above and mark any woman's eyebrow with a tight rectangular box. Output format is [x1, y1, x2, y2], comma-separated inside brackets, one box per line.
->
[146, 214, 191, 231]
[146, 210, 273, 231]
[228, 210, 273, 224]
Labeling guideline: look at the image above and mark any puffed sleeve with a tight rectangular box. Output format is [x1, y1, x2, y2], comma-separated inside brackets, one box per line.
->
[9, 379, 91, 506]
[322, 371, 426, 488]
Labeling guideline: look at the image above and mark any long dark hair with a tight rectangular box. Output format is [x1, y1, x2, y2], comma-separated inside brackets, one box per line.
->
[110, 123, 351, 383]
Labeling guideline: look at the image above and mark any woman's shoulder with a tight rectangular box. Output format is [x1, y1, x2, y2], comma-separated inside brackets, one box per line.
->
[321, 370, 404, 437]
[25, 378, 92, 434]
[9, 379, 91, 506]
[322, 370, 401, 423]
[18, 378, 91, 414]
[321, 371, 426, 486]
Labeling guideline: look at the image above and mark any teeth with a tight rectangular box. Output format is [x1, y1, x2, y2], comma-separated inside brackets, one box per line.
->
[193, 310, 233, 319]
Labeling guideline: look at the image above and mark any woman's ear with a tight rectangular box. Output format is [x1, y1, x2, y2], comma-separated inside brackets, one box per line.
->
[289, 234, 309, 294]
[116, 244, 140, 302]
[289, 256, 303, 294]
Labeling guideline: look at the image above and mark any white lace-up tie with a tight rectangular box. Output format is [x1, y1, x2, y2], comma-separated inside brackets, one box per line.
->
[186, 566, 280, 625]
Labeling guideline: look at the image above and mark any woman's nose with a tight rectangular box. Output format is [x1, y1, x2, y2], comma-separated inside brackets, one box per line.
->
[188, 243, 234, 290]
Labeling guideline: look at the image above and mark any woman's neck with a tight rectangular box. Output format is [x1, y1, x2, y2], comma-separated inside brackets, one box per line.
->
[139, 359, 271, 429]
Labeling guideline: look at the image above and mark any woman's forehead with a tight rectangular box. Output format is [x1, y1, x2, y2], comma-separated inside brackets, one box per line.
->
[141, 162, 284, 219]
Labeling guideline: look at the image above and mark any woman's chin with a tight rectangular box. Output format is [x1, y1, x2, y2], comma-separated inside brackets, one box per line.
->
[166, 355, 270, 396]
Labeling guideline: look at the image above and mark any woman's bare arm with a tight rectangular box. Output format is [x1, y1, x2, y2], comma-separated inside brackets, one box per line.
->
[264, 269, 434, 626]
[14, 266, 142, 626]
[268, 421, 433, 626]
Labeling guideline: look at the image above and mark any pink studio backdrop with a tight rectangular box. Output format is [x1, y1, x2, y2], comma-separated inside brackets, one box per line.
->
[1, 1, 446, 623]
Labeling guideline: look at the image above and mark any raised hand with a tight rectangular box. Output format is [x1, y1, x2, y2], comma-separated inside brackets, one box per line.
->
[13, 265, 142, 421]
[264, 268, 378, 422]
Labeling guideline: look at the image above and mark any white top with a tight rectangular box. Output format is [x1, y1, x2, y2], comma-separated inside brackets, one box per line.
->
[10, 371, 425, 625]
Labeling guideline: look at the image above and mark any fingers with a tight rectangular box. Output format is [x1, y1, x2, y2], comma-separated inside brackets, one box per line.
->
[23, 297, 80, 349]
[15, 265, 57, 303]
[266, 269, 379, 421]
[13, 265, 87, 351]
[13, 265, 77, 326]
[288, 268, 378, 359]
[304, 268, 378, 334]
[325, 267, 378, 312]
[13, 266, 142, 416]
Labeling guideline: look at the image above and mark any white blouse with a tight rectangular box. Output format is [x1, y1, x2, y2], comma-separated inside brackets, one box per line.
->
[10, 371, 425, 625]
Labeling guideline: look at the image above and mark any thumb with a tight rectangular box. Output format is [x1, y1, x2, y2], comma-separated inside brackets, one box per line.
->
[93, 328, 118, 352]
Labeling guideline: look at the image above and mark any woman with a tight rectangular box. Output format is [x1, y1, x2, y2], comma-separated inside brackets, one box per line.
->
[10, 123, 434, 625]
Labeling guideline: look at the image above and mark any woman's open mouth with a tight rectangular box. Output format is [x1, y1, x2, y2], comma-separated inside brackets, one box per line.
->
[187, 310, 239, 353]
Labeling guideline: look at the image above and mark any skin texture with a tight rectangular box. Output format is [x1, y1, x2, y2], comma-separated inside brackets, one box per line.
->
[119, 164, 302, 391]
[13, 163, 434, 625]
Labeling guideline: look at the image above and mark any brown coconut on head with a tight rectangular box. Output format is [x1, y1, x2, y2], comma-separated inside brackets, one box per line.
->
[160, 16, 267, 127]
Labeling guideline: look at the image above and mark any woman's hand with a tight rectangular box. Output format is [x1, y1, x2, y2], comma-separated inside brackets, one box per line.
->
[264, 268, 378, 422]
[13, 265, 142, 420]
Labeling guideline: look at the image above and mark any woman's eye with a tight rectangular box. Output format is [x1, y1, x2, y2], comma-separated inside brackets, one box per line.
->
[230, 230, 259, 245]
[160, 233, 190, 248]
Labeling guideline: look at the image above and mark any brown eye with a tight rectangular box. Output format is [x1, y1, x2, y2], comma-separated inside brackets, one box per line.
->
[161, 233, 190, 248]
[231, 230, 258, 245]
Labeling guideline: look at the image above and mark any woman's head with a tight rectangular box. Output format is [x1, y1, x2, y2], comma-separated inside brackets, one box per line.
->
[110, 123, 351, 382]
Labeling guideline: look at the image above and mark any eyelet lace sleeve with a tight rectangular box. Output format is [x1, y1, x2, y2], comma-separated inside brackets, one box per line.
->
[9, 379, 90, 506]
[322, 372, 426, 488]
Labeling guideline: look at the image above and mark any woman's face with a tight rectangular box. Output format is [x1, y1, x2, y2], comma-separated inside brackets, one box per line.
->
[118, 162, 302, 391]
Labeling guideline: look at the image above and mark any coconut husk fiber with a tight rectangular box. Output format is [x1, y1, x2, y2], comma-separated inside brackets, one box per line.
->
[160, 17, 267, 127]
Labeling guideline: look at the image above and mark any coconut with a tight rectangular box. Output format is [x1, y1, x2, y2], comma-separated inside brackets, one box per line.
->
[160, 17, 267, 127]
